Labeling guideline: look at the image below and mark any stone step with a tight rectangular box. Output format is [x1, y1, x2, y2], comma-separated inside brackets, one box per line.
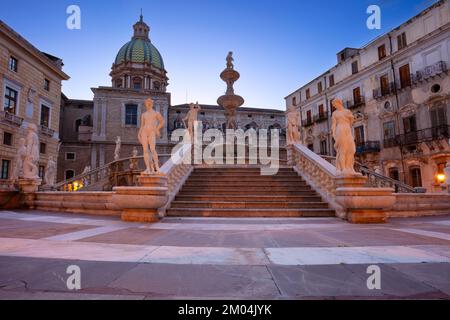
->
[190, 172, 299, 178]
[180, 186, 313, 192]
[183, 181, 309, 187]
[166, 208, 336, 218]
[170, 201, 329, 209]
[174, 195, 323, 202]
[177, 190, 318, 196]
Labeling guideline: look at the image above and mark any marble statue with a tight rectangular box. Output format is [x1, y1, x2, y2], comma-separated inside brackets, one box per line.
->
[82, 165, 91, 186]
[10, 138, 27, 186]
[23, 124, 40, 180]
[183, 102, 201, 139]
[129, 147, 139, 170]
[225, 109, 237, 130]
[138, 97, 165, 174]
[44, 156, 56, 186]
[331, 99, 357, 176]
[226, 51, 234, 69]
[286, 107, 301, 145]
[114, 136, 121, 161]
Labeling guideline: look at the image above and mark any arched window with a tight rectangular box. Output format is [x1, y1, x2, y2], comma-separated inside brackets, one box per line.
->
[153, 81, 161, 91]
[115, 79, 123, 88]
[75, 119, 82, 132]
[388, 167, 399, 181]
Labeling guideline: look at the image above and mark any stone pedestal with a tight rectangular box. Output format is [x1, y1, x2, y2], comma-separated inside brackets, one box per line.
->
[335, 174, 395, 224]
[112, 174, 168, 223]
[17, 178, 42, 209]
[286, 144, 295, 166]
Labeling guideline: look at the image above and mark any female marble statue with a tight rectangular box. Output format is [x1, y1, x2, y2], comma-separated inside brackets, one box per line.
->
[114, 136, 121, 161]
[286, 107, 301, 145]
[23, 124, 40, 179]
[183, 102, 201, 140]
[10, 138, 27, 186]
[331, 99, 357, 175]
[44, 156, 56, 186]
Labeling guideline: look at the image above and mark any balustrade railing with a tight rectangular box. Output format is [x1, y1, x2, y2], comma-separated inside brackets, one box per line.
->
[0, 111, 24, 126]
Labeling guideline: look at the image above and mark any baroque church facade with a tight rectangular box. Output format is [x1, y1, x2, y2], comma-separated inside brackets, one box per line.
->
[57, 16, 285, 182]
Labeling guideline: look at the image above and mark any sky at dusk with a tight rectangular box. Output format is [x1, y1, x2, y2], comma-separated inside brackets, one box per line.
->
[0, 0, 439, 110]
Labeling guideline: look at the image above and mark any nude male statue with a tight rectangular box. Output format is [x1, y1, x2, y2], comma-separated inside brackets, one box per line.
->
[183, 102, 201, 140]
[138, 98, 165, 174]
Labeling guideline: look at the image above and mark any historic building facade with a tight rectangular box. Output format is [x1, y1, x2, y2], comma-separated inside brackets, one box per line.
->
[285, 0, 450, 192]
[58, 15, 285, 181]
[0, 20, 69, 187]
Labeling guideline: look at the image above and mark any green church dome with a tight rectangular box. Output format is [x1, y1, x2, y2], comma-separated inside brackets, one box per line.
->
[114, 38, 165, 70]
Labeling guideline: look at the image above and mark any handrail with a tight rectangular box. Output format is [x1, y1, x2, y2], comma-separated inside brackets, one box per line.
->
[53, 154, 171, 191]
[320, 155, 416, 193]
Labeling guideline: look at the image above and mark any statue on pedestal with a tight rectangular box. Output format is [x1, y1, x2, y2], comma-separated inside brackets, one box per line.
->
[114, 136, 121, 161]
[129, 147, 139, 170]
[10, 138, 27, 188]
[331, 99, 357, 176]
[44, 156, 56, 186]
[286, 107, 301, 145]
[226, 51, 234, 69]
[138, 98, 165, 174]
[23, 124, 40, 180]
[225, 109, 237, 130]
[183, 102, 201, 140]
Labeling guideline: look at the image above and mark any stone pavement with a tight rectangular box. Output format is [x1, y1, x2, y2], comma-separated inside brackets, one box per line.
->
[0, 210, 449, 299]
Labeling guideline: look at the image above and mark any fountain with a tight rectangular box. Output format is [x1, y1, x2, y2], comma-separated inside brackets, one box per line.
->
[217, 52, 245, 129]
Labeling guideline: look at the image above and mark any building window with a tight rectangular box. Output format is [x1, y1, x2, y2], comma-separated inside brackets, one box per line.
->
[44, 78, 50, 91]
[317, 82, 323, 93]
[380, 74, 390, 95]
[330, 98, 335, 113]
[354, 126, 365, 146]
[248, 114, 252, 118]
[4, 87, 18, 114]
[306, 110, 312, 123]
[153, 81, 161, 91]
[307, 143, 314, 151]
[1, 160, 10, 179]
[40, 104, 50, 127]
[320, 140, 327, 155]
[292, 96, 297, 106]
[409, 166, 422, 188]
[66, 152, 76, 160]
[305, 89, 310, 99]
[378, 44, 387, 60]
[125, 104, 138, 126]
[383, 121, 396, 140]
[133, 77, 142, 90]
[40, 142, 46, 154]
[65, 170, 75, 180]
[403, 115, 417, 134]
[389, 168, 399, 181]
[430, 106, 447, 128]
[399, 64, 411, 88]
[3, 132, 12, 146]
[397, 32, 407, 50]
[318, 104, 325, 117]
[38, 165, 45, 179]
[329, 74, 335, 87]
[8, 56, 18, 72]
[353, 87, 361, 104]
[351, 61, 359, 74]
[115, 79, 123, 88]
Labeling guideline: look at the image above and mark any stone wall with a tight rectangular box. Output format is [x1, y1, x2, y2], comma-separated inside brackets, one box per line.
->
[389, 193, 450, 217]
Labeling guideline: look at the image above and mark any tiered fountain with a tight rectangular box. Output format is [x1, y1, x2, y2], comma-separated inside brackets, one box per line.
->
[217, 52, 245, 129]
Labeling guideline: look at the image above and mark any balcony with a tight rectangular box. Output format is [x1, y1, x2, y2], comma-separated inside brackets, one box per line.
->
[411, 61, 448, 84]
[40, 125, 55, 137]
[0, 111, 23, 126]
[356, 141, 381, 155]
[346, 97, 366, 110]
[302, 118, 314, 127]
[383, 125, 449, 147]
[373, 82, 396, 100]
[313, 112, 329, 123]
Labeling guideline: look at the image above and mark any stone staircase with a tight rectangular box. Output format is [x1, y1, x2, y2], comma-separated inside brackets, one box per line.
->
[166, 166, 335, 217]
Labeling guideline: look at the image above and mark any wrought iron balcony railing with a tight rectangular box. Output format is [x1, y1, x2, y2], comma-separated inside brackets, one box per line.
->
[383, 125, 449, 148]
[313, 111, 329, 123]
[373, 82, 396, 99]
[411, 61, 448, 83]
[302, 119, 314, 127]
[356, 141, 381, 154]
[346, 96, 366, 110]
